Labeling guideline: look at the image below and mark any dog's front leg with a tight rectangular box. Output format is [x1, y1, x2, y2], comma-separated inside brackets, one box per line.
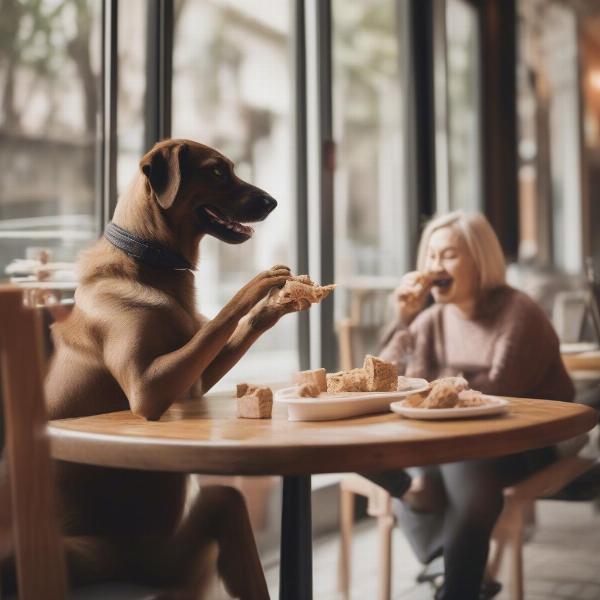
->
[106, 267, 291, 420]
[200, 290, 310, 393]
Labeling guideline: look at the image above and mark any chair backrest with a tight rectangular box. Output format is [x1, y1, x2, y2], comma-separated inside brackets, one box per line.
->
[0, 286, 66, 599]
[552, 290, 588, 343]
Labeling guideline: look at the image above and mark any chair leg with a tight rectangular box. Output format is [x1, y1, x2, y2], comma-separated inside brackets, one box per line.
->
[486, 534, 507, 583]
[338, 486, 355, 597]
[509, 505, 526, 600]
[378, 514, 394, 600]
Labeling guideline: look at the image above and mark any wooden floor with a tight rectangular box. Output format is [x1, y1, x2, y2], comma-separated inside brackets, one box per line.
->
[261, 498, 600, 600]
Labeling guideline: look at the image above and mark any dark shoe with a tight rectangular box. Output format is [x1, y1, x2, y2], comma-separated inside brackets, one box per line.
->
[480, 580, 502, 600]
[415, 555, 444, 586]
[430, 578, 502, 600]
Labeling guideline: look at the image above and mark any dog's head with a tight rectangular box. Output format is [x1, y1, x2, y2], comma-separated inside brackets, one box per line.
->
[139, 139, 277, 244]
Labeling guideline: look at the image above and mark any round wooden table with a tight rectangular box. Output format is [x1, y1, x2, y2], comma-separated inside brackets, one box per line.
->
[48, 393, 597, 600]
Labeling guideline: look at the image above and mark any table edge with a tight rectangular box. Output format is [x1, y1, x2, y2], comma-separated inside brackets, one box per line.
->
[48, 402, 598, 476]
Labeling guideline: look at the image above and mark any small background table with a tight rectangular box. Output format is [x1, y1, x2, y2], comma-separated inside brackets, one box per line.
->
[49, 393, 596, 600]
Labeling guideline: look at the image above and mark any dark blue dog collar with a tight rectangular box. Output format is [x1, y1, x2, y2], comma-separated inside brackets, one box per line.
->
[104, 222, 194, 271]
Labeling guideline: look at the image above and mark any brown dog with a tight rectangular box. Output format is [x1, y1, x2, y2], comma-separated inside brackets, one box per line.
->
[40, 139, 307, 598]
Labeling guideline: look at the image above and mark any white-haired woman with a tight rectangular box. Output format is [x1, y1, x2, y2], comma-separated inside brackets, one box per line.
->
[376, 211, 574, 600]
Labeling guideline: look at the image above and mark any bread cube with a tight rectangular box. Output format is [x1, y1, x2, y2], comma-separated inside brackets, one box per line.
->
[236, 383, 250, 398]
[326, 368, 368, 393]
[297, 383, 320, 398]
[404, 391, 428, 407]
[236, 386, 273, 419]
[424, 382, 458, 409]
[457, 390, 487, 407]
[293, 368, 327, 392]
[430, 376, 469, 393]
[363, 355, 398, 392]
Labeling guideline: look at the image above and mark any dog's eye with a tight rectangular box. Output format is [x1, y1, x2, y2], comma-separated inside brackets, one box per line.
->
[212, 167, 223, 178]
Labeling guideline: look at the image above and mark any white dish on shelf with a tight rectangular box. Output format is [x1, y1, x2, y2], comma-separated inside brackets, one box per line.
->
[390, 395, 509, 420]
[274, 377, 429, 422]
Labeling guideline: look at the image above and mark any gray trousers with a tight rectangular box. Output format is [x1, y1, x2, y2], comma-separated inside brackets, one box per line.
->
[365, 448, 555, 600]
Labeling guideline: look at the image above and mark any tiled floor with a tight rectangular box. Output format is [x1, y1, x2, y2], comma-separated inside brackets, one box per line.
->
[264, 498, 600, 600]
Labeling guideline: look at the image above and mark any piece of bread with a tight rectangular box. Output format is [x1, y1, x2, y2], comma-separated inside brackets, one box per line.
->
[293, 368, 327, 392]
[297, 383, 321, 398]
[457, 390, 488, 407]
[404, 391, 428, 407]
[363, 355, 398, 392]
[236, 383, 251, 398]
[424, 381, 459, 409]
[277, 275, 336, 309]
[430, 376, 469, 392]
[236, 386, 273, 419]
[397, 271, 432, 303]
[326, 368, 368, 393]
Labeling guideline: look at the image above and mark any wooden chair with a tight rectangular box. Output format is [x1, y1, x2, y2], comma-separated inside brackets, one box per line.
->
[338, 456, 595, 600]
[0, 286, 153, 599]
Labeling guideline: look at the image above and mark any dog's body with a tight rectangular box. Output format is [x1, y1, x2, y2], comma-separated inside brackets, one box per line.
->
[38, 139, 303, 597]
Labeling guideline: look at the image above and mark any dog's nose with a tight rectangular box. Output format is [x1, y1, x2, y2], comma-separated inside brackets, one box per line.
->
[260, 195, 277, 214]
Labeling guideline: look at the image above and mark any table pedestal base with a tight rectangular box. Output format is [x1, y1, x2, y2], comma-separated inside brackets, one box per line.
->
[279, 475, 312, 600]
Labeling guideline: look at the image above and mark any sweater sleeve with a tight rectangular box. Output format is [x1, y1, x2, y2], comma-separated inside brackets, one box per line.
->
[378, 308, 437, 379]
[378, 319, 410, 373]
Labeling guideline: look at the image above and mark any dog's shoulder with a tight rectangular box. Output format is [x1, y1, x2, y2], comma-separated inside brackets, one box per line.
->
[71, 281, 188, 349]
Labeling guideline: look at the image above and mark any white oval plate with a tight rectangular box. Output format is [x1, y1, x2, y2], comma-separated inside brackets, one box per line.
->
[390, 395, 509, 420]
[275, 377, 429, 421]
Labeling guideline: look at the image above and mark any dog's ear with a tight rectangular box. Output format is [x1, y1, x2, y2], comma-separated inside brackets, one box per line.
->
[139, 142, 188, 209]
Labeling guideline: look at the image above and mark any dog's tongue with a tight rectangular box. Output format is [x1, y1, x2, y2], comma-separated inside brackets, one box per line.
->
[204, 207, 254, 237]
[226, 222, 254, 236]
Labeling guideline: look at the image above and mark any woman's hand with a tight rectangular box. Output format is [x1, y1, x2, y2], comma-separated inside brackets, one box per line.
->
[246, 288, 310, 333]
[393, 271, 433, 325]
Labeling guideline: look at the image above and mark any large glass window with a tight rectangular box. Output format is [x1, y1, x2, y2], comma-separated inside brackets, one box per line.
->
[117, 0, 148, 195]
[171, 0, 297, 385]
[331, 0, 408, 367]
[0, 0, 102, 276]
[581, 14, 600, 270]
[516, 0, 583, 273]
[446, 0, 480, 211]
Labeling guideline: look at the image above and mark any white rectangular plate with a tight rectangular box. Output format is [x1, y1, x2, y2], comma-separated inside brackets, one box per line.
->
[275, 377, 429, 421]
[390, 395, 509, 420]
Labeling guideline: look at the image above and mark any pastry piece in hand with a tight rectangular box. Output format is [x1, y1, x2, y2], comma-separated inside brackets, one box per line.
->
[277, 275, 336, 310]
[236, 386, 273, 419]
[293, 368, 327, 392]
[398, 271, 432, 303]
[458, 390, 488, 407]
[424, 381, 459, 409]
[363, 355, 398, 392]
[326, 368, 368, 393]
[297, 383, 321, 398]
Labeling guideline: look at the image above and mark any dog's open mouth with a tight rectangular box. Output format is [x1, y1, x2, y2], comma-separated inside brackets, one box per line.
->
[196, 206, 255, 244]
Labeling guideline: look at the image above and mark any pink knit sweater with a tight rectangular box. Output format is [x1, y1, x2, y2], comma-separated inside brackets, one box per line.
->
[380, 286, 574, 401]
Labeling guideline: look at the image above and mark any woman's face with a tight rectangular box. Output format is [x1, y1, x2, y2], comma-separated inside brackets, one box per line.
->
[424, 226, 479, 305]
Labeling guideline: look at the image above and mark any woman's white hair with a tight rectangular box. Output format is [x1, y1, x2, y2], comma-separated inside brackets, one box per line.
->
[416, 211, 506, 293]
